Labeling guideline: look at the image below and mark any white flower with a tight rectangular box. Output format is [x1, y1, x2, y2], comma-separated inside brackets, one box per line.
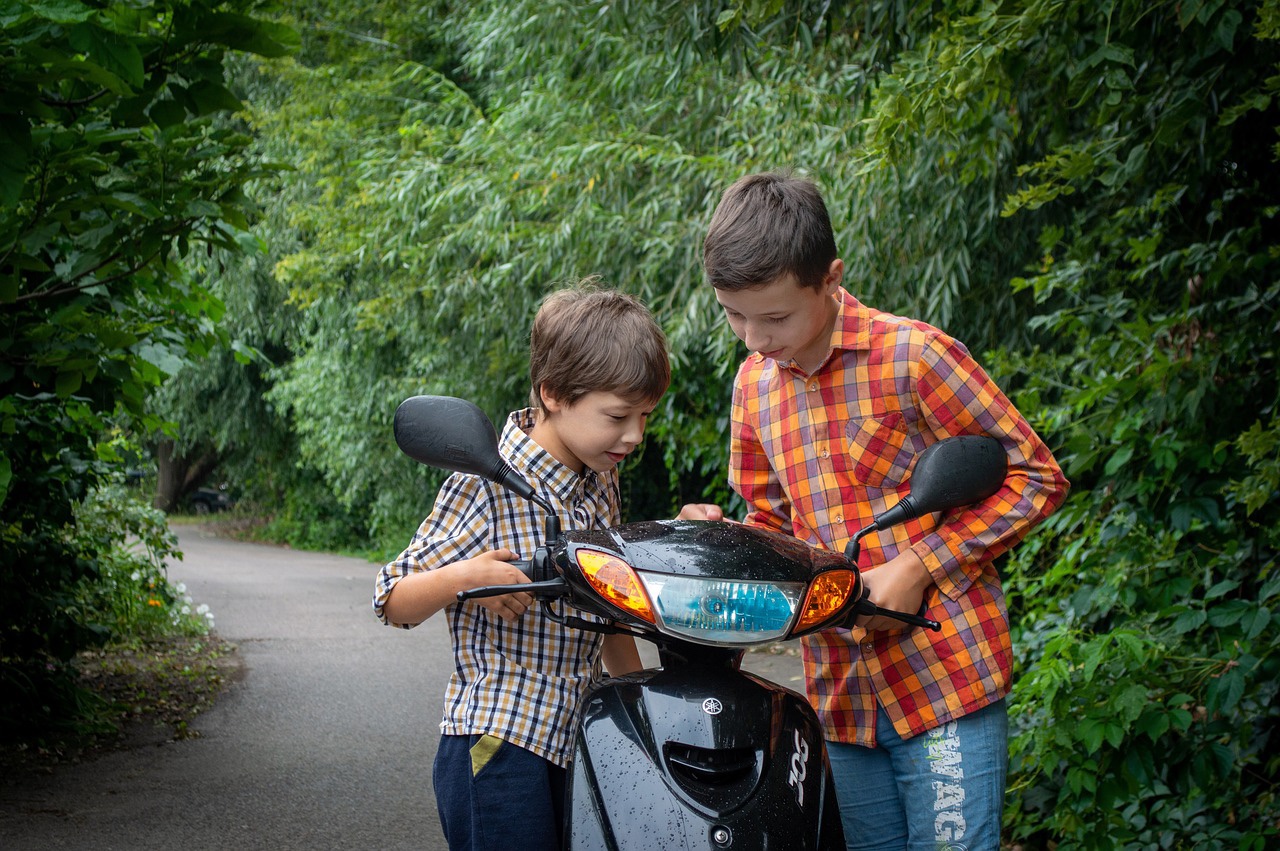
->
[181, 604, 191, 615]
[196, 603, 210, 616]
[176, 582, 187, 594]
[131, 571, 142, 582]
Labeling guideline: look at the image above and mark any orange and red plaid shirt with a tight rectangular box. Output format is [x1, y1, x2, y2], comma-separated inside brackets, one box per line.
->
[730, 288, 1068, 746]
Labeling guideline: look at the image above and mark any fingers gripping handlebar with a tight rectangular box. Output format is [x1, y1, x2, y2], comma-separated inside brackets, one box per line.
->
[455, 556, 569, 602]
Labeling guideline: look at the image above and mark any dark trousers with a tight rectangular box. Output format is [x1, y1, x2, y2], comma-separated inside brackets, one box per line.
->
[433, 733, 566, 851]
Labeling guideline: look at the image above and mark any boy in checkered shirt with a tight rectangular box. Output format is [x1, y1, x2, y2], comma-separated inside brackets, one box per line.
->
[695, 171, 1069, 850]
[375, 284, 707, 850]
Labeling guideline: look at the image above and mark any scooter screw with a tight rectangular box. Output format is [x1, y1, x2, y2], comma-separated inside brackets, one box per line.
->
[711, 825, 732, 846]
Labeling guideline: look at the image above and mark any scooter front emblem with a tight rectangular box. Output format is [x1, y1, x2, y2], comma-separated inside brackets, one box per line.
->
[702, 698, 723, 715]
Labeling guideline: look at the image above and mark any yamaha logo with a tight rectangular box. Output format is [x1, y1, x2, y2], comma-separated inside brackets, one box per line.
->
[702, 698, 723, 715]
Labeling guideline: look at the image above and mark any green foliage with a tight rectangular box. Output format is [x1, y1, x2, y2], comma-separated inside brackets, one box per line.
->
[74, 483, 215, 639]
[1, 481, 212, 740]
[0, 0, 295, 735]
[874, 1, 1280, 845]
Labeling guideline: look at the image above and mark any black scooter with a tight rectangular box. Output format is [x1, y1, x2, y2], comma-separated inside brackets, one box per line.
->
[394, 395, 1005, 850]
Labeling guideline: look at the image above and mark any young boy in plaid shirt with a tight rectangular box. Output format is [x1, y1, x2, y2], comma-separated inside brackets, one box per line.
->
[695, 172, 1069, 850]
[375, 284, 699, 850]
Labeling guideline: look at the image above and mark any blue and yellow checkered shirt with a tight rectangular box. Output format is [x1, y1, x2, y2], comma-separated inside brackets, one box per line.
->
[375, 408, 621, 767]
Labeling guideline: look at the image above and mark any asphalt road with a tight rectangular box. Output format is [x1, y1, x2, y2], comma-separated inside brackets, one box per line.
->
[0, 524, 804, 850]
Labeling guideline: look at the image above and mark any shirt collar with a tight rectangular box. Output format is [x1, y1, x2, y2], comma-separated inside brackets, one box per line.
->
[830, 286, 873, 353]
[499, 408, 601, 504]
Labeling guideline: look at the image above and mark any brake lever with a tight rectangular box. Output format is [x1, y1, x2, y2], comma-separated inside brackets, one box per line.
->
[852, 589, 942, 631]
[457, 577, 569, 601]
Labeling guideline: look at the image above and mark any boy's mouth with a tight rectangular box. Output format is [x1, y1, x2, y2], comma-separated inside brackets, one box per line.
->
[605, 451, 627, 464]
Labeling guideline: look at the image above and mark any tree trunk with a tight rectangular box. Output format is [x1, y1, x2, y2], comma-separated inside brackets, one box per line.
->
[153, 439, 222, 513]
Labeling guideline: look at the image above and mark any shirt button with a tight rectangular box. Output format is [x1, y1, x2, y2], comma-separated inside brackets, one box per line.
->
[836, 514, 844, 523]
[821, 448, 830, 458]
[809, 383, 818, 391]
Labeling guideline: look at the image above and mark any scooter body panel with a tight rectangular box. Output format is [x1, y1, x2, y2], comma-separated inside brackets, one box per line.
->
[566, 663, 844, 850]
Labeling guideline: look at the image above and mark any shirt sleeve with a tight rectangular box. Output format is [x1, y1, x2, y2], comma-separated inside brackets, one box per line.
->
[909, 332, 1070, 599]
[373, 472, 492, 628]
[728, 362, 793, 535]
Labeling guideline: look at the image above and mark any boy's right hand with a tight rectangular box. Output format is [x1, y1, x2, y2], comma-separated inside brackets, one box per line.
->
[676, 503, 732, 521]
[457, 548, 534, 622]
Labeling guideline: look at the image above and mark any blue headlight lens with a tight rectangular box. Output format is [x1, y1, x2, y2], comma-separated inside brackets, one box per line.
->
[638, 573, 805, 646]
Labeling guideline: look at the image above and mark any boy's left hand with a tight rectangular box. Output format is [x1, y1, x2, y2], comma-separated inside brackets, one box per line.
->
[857, 548, 933, 632]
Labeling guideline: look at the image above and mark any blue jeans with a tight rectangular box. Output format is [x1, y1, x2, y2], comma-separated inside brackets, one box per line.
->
[827, 699, 1008, 851]
[433, 733, 565, 851]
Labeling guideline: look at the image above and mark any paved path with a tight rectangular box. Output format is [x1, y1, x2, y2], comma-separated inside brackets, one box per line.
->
[0, 524, 804, 850]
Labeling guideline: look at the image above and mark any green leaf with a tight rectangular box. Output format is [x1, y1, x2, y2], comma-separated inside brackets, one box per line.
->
[1213, 9, 1243, 51]
[27, 0, 95, 24]
[1079, 718, 1105, 754]
[1243, 607, 1270, 639]
[183, 12, 300, 58]
[149, 98, 186, 128]
[0, 115, 31, 208]
[1206, 667, 1244, 714]
[68, 22, 145, 91]
[55, 369, 83, 397]
[185, 80, 244, 116]
[1172, 606, 1207, 634]
[1104, 445, 1134, 475]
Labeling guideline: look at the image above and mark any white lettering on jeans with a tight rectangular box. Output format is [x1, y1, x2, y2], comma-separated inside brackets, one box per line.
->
[926, 721, 968, 848]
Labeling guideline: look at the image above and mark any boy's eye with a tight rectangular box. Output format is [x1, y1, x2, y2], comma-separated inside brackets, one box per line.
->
[768, 315, 789, 323]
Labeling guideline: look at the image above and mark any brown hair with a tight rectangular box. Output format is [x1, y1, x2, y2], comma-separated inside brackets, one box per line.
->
[703, 170, 837, 291]
[529, 280, 670, 413]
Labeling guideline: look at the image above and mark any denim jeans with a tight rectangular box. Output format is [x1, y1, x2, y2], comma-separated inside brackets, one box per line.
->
[826, 699, 1008, 851]
[432, 733, 566, 851]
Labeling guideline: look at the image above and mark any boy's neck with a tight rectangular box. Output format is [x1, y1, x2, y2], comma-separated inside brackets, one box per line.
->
[527, 411, 585, 476]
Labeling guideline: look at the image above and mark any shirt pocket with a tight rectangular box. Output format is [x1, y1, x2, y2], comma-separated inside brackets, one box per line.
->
[843, 412, 921, 489]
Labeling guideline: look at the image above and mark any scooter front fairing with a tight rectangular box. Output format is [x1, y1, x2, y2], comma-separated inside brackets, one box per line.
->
[567, 662, 843, 850]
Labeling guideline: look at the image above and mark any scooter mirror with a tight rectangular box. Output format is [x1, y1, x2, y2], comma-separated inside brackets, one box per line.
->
[872, 435, 1006, 530]
[393, 395, 545, 508]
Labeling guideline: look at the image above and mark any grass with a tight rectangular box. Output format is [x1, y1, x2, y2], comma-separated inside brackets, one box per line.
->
[0, 635, 240, 778]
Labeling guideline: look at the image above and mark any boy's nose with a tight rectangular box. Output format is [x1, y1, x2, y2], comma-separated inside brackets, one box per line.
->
[622, 419, 645, 447]
[743, 324, 769, 351]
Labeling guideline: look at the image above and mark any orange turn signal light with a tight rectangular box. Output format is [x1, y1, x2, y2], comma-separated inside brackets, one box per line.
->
[795, 569, 857, 632]
[576, 549, 656, 624]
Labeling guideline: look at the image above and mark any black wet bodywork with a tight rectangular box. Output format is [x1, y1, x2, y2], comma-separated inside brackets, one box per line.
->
[566, 665, 845, 850]
[566, 520, 848, 583]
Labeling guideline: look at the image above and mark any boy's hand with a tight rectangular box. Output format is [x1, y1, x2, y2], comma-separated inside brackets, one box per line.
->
[676, 503, 733, 521]
[459, 548, 535, 623]
[857, 548, 932, 633]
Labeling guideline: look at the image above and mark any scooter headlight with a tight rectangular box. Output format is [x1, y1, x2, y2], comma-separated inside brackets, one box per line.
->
[637, 573, 805, 646]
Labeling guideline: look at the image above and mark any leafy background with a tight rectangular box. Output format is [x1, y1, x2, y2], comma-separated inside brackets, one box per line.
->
[3, 0, 1277, 847]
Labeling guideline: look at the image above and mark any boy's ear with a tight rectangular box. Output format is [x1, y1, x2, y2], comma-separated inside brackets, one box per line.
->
[823, 259, 845, 293]
[539, 384, 564, 413]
